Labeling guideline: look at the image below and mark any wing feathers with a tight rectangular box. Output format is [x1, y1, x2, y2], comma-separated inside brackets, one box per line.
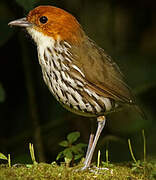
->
[70, 36, 135, 105]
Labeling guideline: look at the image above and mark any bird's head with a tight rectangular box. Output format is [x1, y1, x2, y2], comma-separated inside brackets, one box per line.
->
[8, 6, 84, 44]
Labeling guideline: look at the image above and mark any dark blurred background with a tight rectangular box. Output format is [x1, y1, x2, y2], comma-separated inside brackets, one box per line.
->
[0, 0, 156, 164]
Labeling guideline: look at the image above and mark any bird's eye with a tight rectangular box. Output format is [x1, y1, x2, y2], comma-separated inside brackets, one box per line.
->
[39, 16, 48, 24]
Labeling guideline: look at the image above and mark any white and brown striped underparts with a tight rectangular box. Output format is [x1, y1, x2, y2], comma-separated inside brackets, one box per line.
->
[28, 28, 116, 116]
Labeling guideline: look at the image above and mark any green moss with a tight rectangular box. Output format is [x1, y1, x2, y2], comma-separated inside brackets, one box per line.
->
[0, 160, 156, 180]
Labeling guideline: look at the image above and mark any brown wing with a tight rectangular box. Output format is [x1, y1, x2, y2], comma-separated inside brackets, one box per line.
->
[71, 37, 135, 105]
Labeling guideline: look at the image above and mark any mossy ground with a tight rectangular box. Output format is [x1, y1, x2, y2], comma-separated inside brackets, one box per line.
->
[0, 160, 156, 180]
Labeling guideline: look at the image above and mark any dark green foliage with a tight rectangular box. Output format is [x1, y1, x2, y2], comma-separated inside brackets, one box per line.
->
[56, 132, 86, 166]
[67, 131, 80, 144]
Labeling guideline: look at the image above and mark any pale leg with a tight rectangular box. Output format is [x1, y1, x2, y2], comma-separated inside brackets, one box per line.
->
[85, 133, 94, 161]
[81, 116, 106, 170]
[85, 119, 95, 161]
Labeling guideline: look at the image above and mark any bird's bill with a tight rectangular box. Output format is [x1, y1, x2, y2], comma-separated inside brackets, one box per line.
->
[8, 17, 32, 27]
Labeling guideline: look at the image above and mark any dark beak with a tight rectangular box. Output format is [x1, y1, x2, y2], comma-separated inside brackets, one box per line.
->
[8, 17, 32, 27]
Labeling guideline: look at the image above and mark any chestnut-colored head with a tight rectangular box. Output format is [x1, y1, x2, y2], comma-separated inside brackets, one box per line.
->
[9, 6, 84, 43]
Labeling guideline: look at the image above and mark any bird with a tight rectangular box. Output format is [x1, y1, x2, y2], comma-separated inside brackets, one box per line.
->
[8, 5, 141, 170]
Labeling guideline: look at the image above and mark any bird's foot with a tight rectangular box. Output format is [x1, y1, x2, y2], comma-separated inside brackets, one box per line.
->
[13, 163, 26, 168]
[88, 166, 109, 174]
[74, 165, 109, 174]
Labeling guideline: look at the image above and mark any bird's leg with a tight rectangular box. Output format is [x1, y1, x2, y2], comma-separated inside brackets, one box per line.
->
[81, 116, 106, 170]
[84, 119, 95, 162]
[85, 133, 94, 161]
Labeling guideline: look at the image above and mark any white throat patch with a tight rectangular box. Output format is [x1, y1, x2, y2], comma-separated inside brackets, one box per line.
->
[26, 27, 55, 47]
